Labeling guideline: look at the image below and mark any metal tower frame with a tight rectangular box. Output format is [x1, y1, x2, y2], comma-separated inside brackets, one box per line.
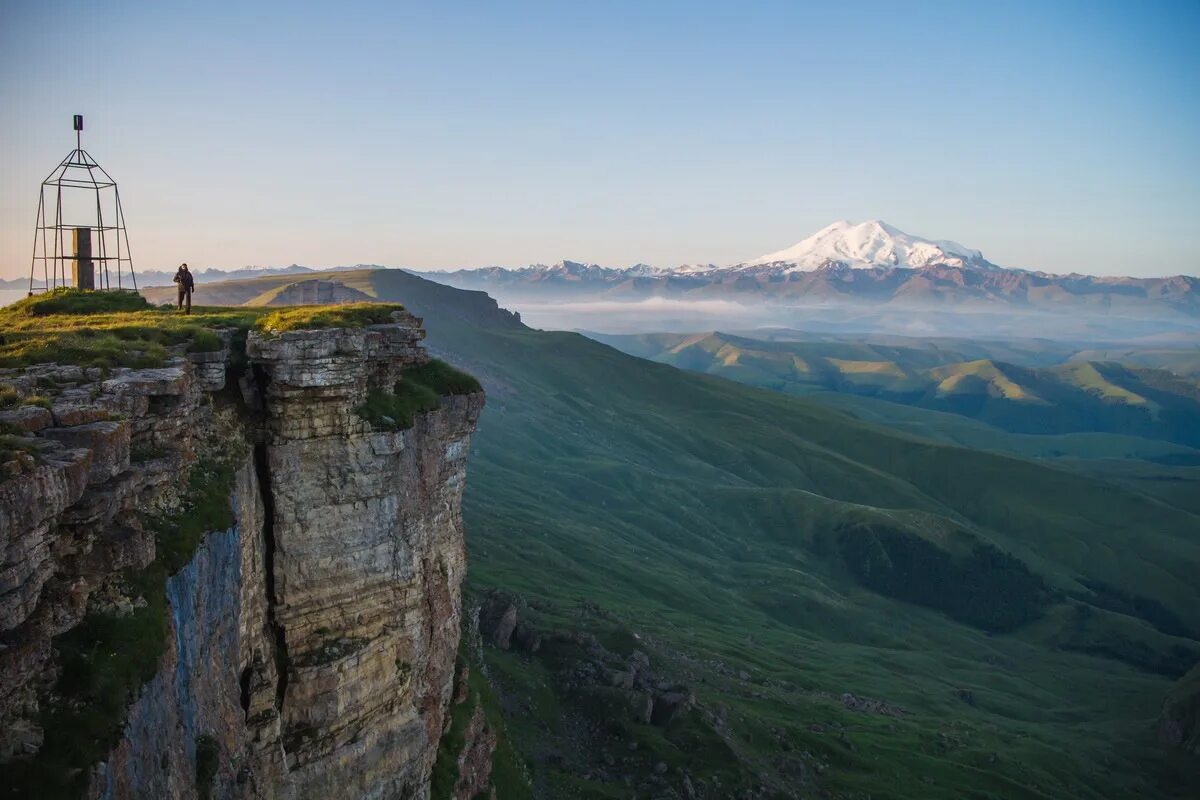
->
[28, 116, 136, 294]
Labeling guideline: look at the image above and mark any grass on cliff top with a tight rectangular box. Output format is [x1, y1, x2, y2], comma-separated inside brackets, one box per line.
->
[254, 302, 405, 334]
[7, 288, 153, 316]
[356, 358, 482, 431]
[0, 289, 406, 369]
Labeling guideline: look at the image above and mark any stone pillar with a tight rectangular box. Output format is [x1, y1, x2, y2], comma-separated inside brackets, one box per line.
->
[72, 227, 94, 290]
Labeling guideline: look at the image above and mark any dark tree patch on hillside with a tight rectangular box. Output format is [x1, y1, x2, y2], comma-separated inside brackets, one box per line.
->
[1078, 579, 1196, 641]
[836, 523, 1050, 632]
[1060, 605, 1198, 677]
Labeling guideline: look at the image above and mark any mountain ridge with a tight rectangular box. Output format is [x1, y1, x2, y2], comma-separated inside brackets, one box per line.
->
[415, 221, 1199, 319]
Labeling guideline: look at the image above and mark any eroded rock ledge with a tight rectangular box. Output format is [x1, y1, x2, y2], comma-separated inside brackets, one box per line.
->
[0, 311, 483, 800]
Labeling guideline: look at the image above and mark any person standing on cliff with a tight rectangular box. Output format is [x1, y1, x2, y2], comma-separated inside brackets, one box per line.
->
[173, 263, 195, 314]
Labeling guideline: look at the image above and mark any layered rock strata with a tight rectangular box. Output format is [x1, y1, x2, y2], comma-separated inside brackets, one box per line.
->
[0, 311, 482, 800]
[1, 348, 234, 763]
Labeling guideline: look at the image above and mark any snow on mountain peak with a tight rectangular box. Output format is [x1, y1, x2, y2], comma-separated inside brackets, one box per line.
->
[743, 220, 991, 271]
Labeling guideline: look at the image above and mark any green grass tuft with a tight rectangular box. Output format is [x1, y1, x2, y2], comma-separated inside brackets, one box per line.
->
[401, 358, 483, 395]
[0, 386, 52, 409]
[146, 456, 240, 573]
[6, 287, 151, 316]
[356, 359, 481, 431]
[357, 381, 441, 431]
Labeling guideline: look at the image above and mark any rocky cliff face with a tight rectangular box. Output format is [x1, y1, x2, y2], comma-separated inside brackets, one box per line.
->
[0, 311, 482, 799]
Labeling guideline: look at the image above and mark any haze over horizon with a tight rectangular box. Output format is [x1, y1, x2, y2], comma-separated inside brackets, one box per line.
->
[2, 0, 1198, 279]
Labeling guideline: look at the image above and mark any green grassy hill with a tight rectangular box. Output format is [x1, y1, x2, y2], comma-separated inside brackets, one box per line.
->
[171, 269, 1200, 798]
[594, 331, 1200, 447]
[396, 304, 1200, 797]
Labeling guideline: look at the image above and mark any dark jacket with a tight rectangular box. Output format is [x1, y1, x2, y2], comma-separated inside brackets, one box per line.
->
[174, 268, 195, 292]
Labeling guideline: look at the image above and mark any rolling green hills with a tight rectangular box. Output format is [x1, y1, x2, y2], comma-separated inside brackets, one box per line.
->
[593, 330, 1200, 447]
[161, 269, 1200, 798]
[391, 287, 1200, 797]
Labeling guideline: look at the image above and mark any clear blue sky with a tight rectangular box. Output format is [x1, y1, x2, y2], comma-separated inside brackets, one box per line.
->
[1, 0, 1197, 277]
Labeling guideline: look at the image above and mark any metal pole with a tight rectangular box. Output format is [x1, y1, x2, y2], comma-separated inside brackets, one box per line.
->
[115, 187, 122, 290]
[40, 189, 49, 292]
[91, 174, 108, 290]
[114, 187, 135, 290]
[53, 183, 63, 289]
[29, 190, 44, 295]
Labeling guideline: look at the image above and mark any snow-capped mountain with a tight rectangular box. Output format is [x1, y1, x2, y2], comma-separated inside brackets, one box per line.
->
[420, 219, 1198, 319]
[743, 220, 995, 271]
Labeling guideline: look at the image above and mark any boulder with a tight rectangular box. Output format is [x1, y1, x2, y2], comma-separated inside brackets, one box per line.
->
[651, 691, 694, 726]
[40, 420, 130, 484]
[628, 691, 654, 724]
[479, 596, 518, 650]
[513, 623, 542, 653]
[0, 406, 53, 433]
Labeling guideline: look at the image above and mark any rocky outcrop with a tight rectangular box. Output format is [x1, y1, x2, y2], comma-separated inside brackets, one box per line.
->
[451, 703, 497, 800]
[1159, 663, 1200, 755]
[0, 311, 483, 800]
[479, 594, 518, 650]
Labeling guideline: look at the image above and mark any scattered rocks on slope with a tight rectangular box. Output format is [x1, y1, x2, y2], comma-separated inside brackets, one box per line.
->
[841, 692, 908, 717]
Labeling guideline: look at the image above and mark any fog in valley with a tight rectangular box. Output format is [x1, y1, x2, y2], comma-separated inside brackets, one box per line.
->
[494, 293, 1200, 346]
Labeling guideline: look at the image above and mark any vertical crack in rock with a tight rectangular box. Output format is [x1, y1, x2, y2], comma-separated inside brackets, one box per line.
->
[243, 319, 484, 797]
[254, 443, 288, 715]
[239, 666, 253, 714]
[251, 361, 289, 720]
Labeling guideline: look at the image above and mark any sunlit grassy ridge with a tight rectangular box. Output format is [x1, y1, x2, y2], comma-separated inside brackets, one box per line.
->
[0, 289, 406, 369]
[595, 330, 1200, 446]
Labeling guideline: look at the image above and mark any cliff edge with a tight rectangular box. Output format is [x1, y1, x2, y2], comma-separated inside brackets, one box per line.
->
[0, 293, 483, 799]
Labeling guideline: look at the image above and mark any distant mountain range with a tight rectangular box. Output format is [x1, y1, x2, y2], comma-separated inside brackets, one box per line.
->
[430, 220, 1200, 319]
[8, 219, 1197, 318]
[0, 263, 382, 292]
